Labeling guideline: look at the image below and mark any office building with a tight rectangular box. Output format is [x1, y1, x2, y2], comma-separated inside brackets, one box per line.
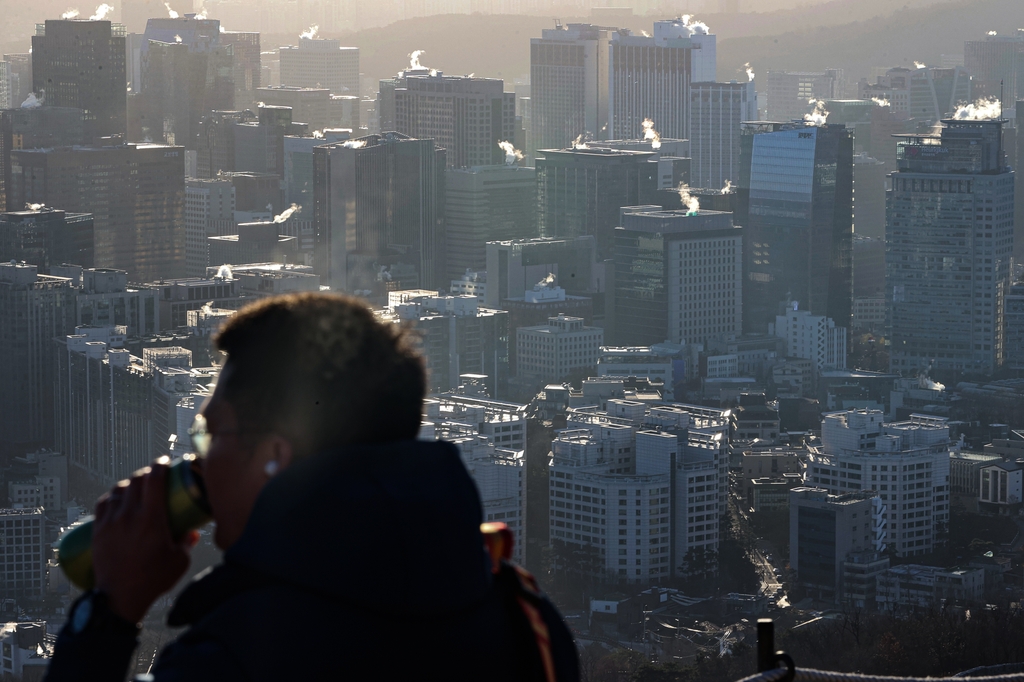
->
[965, 31, 1024, 109]
[143, 274, 241, 330]
[220, 31, 261, 111]
[613, 208, 742, 347]
[196, 109, 257, 178]
[877, 564, 984, 610]
[185, 178, 236, 277]
[3, 54, 32, 112]
[235, 105, 309, 178]
[10, 142, 186, 282]
[0, 107, 86, 212]
[445, 165, 536, 279]
[257, 86, 332, 131]
[789, 487, 885, 602]
[1005, 281, 1024, 370]
[772, 304, 847, 370]
[283, 129, 350, 209]
[763, 70, 843, 122]
[978, 460, 1023, 515]
[529, 24, 615, 161]
[689, 81, 757, 189]
[0, 208, 94, 272]
[549, 400, 730, 584]
[536, 147, 658, 258]
[516, 314, 603, 384]
[740, 122, 854, 335]
[887, 119, 1013, 378]
[909, 66, 972, 123]
[485, 236, 604, 307]
[208, 221, 299, 266]
[806, 410, 952, 558]
[394, 72, 516, 169]
[0, 263, 75, 450]
[597, 343, 686, 400]
[313, 133, 446, 294]
[56, 266, 160, 337]
[31, 19, 127, 139]
[221, 171, 282, 214]
[0, 508, 47, 600]
[378, 291, 509, 398]
[607, 22, 694, 142]
[279, 39, 358, 95]
[594, 138, 691, 190]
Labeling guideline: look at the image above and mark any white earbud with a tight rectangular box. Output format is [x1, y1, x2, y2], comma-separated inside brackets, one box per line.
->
[264, 460, 279, 477]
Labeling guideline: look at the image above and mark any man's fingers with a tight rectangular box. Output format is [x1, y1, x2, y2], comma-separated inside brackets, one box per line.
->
[142, 459, 169, 523]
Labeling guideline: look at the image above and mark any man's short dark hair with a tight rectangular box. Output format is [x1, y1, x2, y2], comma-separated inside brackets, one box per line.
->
[214, 292, 426, 456]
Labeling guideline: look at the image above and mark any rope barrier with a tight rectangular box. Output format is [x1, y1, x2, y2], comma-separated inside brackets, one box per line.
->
[737, 668, 1024, 682]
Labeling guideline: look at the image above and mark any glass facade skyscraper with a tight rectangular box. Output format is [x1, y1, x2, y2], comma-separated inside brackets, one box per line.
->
[740, 122, 853, 335]
[887, 118, 1014, 379]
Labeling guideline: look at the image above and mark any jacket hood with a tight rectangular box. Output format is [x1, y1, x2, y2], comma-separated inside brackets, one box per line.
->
[222, 439, 493, 613]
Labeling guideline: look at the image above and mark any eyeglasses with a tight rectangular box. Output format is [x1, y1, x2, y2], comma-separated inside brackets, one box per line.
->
[188, 414, 268, 458]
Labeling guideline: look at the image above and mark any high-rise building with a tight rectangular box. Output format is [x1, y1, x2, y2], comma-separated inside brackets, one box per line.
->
[549, 400, 729, 585]
[964, 31, 1024, 110]
[0, 263, 75, 450]
[529, 24, 615, 161]
[806, 410, 951, 558]
[740, 122, 854, 335]
[257, 86, 332, 131]
[0, 61, 9, 110]
[196, 109, 257, 178]
[208, 221, 298, 266]
[484, 235, 604, 308]
[1004, 281, 1024, 371]
[10, 142, 186, 282]
[220, 31, 262, 111]
[31, 19, 127, 140]
[378, 291, 509, 398]
[57, 266, 160, 337]
[689, 81, 757, 189]
[0, 208, 94, 272]
[595, 138, 691, 190]
[235, 105, 309, 178]
[0, 508, 47, 600]
[313, 133, 446, 294]
[613, 207, 742, 347]
[445, 165, 536, 279]
[536, 147, 658, 258]
[607, 23, 694, 142]
[763, 70, 842, 122]
[771, 303, 847, 370]
[887, 118, 1013, 378]
[516, 314, 604, 384]
[789, 487, 885, 602]
[394, 73, 516, 169]
[0, 107, 86, 212]
[279, 38, 358, 95]
[185, 178, 236, 277]
[3, 54, 32, 112]
[283, 129, 351, 208]
[908, 66, 972, 124]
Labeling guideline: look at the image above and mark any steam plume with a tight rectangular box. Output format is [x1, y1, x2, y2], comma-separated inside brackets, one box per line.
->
[273, 203, 301, 223]
[641, 118, 661, 149]
[677, 183, 700, 215]
[722, 179, 734, 194]
[164, 2, 178, 18]
[409, 50, 425, 69]
[89, 3, 113, 20]
[498, 140, 524, 165]
[536, 273, 556, 287]
[194, 7, 207, 19]
[61, 8, 80, 19]
[312, 130, 324, 139]
[988, 31, 997, 36]
[215, 264, 233, 280]
[677, 14, 710, 35]
[571, 133, 589, 149]
[641, 30, 650, 37]
[871, 97, 890, 107]
[25, 203, 45, 211]
[745, 62, 755, 81]
[804, 98, 829, 126]
[174, 34, 182, 43]
[342, 139, 367, 149]
[21, 92, 43, 109]
[300, 24, 318, 39]
[953, 97, 1002, 120]
[913, 61, 926, 69]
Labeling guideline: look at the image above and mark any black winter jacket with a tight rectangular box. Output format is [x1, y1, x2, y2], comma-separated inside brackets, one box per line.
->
[45, 440, 579, 681]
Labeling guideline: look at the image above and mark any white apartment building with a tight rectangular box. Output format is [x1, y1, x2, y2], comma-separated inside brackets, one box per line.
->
[8, 477, 61, 511]
[549, 399, 729, 584]
[772, 303, 847, 370]
[424, 394, 527, 451]
[806, 410, 952, 557]
[517, 314, 604, 382]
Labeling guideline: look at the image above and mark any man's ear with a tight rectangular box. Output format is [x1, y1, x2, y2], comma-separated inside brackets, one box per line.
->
[257, 435, 294, 478]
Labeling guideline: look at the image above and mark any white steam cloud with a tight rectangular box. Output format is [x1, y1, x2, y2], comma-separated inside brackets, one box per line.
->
[678, 14, 710, 35]
[745, 62, 755, 81]
[571, 133, 589, 149]
[677, 183, 700, 215]
[722, 179, 734, 194]
[987, 31, 997, 36]
[871, 97, 890, 107]
[21, 92, 43, 109]
[641, 118, 661, 149]
[215, 264, 233, 280]
[641, 30, 650, 37]
[25, 203, 45, 211]
[61, 8, 80, 19]
[273, 203, 301, 223]
[89, 3, 113, 20]
[409, 50, 425, 70]
[913, 61, 926, 69]
[300, 24, 318, 39]
[953, 97, 1002, 120]
[537, 273, 556, 287]
[342, 139, 367, 149]
[164, 2, 178, 18]
[194, 7, 207, 19]
[312, 130, 324, 139]
[174, 34, 182, 43]
[498, 140, 524, 165]
[804, 98, 829, 126]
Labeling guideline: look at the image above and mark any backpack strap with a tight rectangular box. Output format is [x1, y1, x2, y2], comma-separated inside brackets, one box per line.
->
[481, 523, 558, 682]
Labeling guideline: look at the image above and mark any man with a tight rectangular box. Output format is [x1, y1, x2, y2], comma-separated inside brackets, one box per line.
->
[46, 293, 578, 681]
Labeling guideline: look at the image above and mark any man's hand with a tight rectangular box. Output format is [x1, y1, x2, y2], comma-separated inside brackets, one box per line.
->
[93, 457, 199, 624]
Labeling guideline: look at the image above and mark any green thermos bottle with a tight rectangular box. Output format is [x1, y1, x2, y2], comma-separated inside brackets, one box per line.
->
[57, 454, 212, 591]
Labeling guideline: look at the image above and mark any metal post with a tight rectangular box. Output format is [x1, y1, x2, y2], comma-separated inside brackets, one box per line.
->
[757, 618, 775, 672]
